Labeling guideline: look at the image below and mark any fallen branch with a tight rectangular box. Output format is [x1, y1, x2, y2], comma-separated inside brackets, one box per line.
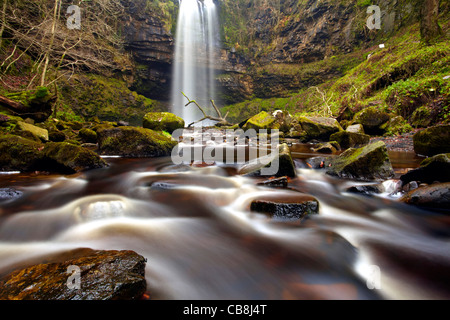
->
[182, 92, 232, 127]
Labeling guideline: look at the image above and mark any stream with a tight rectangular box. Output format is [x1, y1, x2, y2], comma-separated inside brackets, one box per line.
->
[0, 143, 449, 300]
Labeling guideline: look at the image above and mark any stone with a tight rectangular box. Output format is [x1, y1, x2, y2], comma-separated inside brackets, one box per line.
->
[0, 188, 23, 202]
[379, 116, 412, 136]
[42, 142, 108, 173]
[329, 131, 370, 149]
[238, 143, 296, 177]
[352, 106, 390, 134]
[326, 141, 395, 181]
[294, 115, 343, 141]
[16, 121, 49, 141]
[97, 126, 177, 158]
[0, 134, 44, 172]
[250, 193, 319, 221]
[143, 112, 185, 133]
[0, 248, 147, 300]
[78, 128, 98, 144]
[413, 125, 450, 156]
[346, 124, 365, 134]
[400, 153, 450, 186]
[242, 111, 276, 131]
[256, 176, 289, 188]
[311, 142, 338, 154]
[400, 182, 450, 210]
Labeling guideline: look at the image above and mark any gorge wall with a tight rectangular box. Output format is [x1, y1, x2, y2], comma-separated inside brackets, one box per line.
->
[121, 0, 425, 105]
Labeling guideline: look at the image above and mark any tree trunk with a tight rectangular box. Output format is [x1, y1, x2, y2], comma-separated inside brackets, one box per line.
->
[40, 0, 60, 86]
[0, 0, 7, 48]
[420, 0, 442, 44]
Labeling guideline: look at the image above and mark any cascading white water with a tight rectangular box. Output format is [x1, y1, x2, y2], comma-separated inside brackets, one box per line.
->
[171, 0, 219, 126]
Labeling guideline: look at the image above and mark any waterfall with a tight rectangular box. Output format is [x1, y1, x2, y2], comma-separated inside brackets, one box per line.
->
[171, 0, 219, 127]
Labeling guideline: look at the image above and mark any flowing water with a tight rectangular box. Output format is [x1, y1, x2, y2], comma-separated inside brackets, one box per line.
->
[171, 0, 219, 126]
[1, 143, 449, 300]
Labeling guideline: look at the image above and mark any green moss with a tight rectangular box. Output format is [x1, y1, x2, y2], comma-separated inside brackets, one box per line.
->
[327, 141, 395, 181]
[143, 112, 185, 133]
[42, 142, 107, 173]
[97, 126, 177, 158]
[242, 111, 276, 130]
[78, 128, 98, 143]
[0, 134, 44, 172]
[59, 74, 165, 126]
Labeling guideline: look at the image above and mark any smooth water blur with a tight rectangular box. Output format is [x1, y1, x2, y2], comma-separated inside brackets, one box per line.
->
[171, 0, 219, 126]
[0, 151, 449, 300]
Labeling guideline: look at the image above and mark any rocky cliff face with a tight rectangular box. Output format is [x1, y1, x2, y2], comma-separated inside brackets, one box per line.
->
[121, 0, 175, 101]
[122, 0, 424, 104]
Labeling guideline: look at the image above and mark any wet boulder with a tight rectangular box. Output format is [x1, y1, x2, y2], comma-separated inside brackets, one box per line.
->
[97, 126, 177, 158]
[0, 248, 147, 300]
[0, 134, 44, 172]
[413, 125, 450, 156]
[143, 112, 185, 133]
[238, 143, 296, 177]
[329, 131, 370, 149]
[250, 193, 319, 221]
[42, 142, 108, 173]
[326, 141, 395, 181]
[400, 182, 450, 210]
[400, 153, 450, 186]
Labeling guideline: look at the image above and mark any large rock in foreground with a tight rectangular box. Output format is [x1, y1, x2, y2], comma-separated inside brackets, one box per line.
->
[97, 126, 177, 157]
[326, 141, 394, 181]
[413, 125, 450, 156]
[0, 249, 147, 300]
[143, 112, 185, 133]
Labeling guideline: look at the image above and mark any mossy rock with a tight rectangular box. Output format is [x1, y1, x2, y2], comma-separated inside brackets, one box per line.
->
[293, 115, 343, 141]
[380, 116, 412, 136]
[42, 142, 108, 173]
[242, 111, 276, 131]
[400, 153, 450, 185]
[413, 125, 450, 156]
[97, 126, 177, 158]
[78, 128, 98, 143]
[329, 131, 370, 149]
[142, 112, 185, 133]
[0, 134, 44, 172]
[15, 121, 49, 141]
[0, 248, 147, 300]
[326, 141, 394, 181]
[352, 107, 390, 134]
[410, 106, 433, 128]
[48, 130, 66, 142]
